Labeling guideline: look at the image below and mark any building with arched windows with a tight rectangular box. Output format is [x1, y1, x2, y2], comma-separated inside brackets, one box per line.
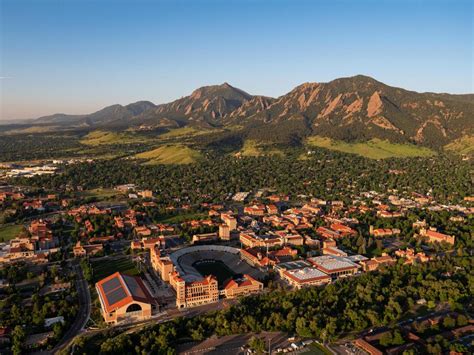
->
[95, 272, 156, 324]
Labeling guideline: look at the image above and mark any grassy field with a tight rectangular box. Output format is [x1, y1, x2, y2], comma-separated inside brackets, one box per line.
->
[80, 130, 149, 146]
[444, 135, 474, 155]
[193, 260, 235, 286]
[306, 136, 435, 159]
[240, 140, 284, 157]
[135, 144, 202, 164]
[301, 343, 332, 355]
[240, 140, 262, 156]
[0, 224, 24, 242]
[160, 126, 218, 139]
[91, 256, 139, 282]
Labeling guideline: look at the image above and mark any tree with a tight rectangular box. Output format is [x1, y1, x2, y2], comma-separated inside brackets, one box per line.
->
[53, 322, 64, 340]
[456, 314, 468, 327]
[392, 330, 405, 346]
[100, 334, 133, 354]
[11, 325, 25, 355]
[442, 316, 456, 329]
[10, 304, 22, 324]
[379, 331, 393, 347]
[248, 336, 266, 354]
[296, 317, 312, 337]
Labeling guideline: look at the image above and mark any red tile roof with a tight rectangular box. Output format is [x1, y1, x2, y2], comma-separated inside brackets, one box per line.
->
[96, 272, 154, 313]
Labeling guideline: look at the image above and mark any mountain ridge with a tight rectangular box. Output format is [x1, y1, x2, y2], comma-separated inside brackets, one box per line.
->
[32, 75, 474, 148]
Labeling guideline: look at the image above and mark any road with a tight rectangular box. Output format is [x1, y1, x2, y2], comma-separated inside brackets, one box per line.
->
[178, 331, 291, 354]
[330, 309, 459, 355]
[52, 260, 91, 354]
[56, 296, 240, 354]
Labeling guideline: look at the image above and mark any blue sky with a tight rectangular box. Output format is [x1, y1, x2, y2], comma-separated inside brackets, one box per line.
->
[0, 0, 472, 120]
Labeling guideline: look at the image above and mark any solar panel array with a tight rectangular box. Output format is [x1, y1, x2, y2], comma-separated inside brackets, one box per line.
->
[107, 287, 128, 305]
[102, 277, 121, 293]
[99, 275, 129, 306]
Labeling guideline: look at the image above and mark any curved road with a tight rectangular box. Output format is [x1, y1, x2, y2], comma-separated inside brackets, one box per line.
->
[52, 261, 91, 354]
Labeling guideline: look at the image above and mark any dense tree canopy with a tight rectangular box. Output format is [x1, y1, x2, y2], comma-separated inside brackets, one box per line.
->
[15, 152, 472, 205]
[69, 255, 472, 354]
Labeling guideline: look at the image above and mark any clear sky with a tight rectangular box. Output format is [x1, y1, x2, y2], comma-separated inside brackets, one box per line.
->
[0, 0, 472, 120]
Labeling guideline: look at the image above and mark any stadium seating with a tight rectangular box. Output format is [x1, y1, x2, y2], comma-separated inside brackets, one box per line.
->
[169, 245, 262, 282]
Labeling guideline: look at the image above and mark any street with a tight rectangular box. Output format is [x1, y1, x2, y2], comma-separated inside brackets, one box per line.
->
[52, 260, 91, 354]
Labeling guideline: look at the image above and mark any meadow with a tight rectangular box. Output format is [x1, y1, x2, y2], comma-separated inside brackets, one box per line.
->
[135, 144, 202, 164]
[306, 136, 435, 159]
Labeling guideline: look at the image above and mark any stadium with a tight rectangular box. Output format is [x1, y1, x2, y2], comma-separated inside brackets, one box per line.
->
[169, 245, 265, 288]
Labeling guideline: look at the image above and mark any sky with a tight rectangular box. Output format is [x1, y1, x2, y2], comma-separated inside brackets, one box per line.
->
[0, 0, 472, 120]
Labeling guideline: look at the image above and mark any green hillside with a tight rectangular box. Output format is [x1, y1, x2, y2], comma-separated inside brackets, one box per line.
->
[80, 130, 147, 146]
[160, 126, 219, 139]
[444, 135, 474, 155]
[239, 140, 284, 157]
[306, 136, 435, 159]
[135, 144, 202, 164]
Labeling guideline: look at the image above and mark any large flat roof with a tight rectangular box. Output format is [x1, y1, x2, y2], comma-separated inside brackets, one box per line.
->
[308, 255, 359, 272]
[284, 267, 330, 282]
[346, 254, 369, 262]
[276, 260, 311, 271]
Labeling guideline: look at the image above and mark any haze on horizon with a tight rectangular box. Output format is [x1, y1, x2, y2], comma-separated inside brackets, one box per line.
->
[0, 0, 472, 121]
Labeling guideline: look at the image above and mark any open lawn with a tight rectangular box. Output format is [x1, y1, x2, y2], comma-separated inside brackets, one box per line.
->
[135, 144, 202, 164]
[91, 256, 139, 282]
[0, 224, 24, 242]
[301, 343, 332, 355]
[306, 136, 435, 159]
[444, 135, 474, 155]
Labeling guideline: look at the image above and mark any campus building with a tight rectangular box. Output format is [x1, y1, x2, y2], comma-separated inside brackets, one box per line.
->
[222, 274, 263, 298]
[150, 246, 174, 282]
[73, 241, 103, 257]
[157, 245, 265, 308]
[359, 254, 396, 271]
[239, 231, 304, 248]
[419, 228, 455, 245]
[169, 272, 219, 309]
[95, 272, 156, 324]
[307, 255, 359, 279]
[282, 267, 331, 289]
[240, 246, 297, 268]
[191, 233, 218, 244]
[220, 213, 237, 230]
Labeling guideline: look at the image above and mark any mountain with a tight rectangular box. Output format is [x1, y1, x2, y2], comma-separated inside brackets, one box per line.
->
[32, 76, 474, 148]
[136, 83, 254, 126]
[36, 101, 157, 126]
[240, 75, 474, 146]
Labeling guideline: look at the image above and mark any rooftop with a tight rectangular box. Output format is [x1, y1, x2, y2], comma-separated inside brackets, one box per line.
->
[276, 260, 312, 271]
[285, 267, 330, 281]
[308, 255, 359, 272]
[346, 254, 369, 262]
[96, 272, 154, 313]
